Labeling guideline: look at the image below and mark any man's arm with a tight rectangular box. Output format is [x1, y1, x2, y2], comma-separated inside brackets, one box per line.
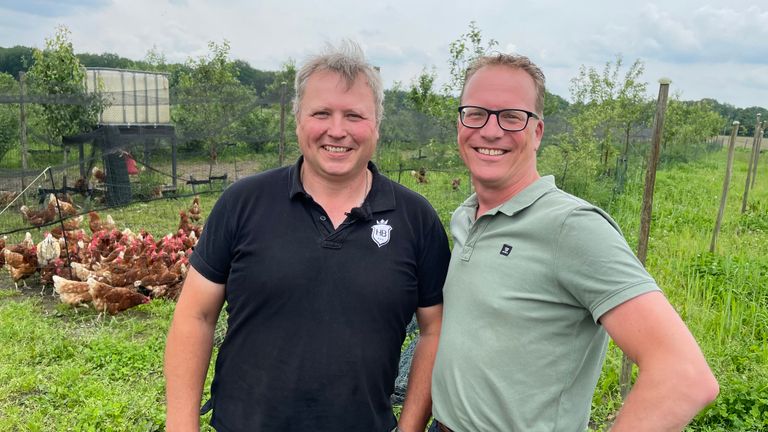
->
[397, 304, 443, 432]
[164, 266, 226, 432]
[600, 291, 719, 431]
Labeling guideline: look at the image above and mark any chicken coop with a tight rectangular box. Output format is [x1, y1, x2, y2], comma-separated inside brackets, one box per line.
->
[78, 68, 176, 206]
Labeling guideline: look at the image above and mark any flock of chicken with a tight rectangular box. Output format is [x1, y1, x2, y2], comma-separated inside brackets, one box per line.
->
[2, 194, 203, 316]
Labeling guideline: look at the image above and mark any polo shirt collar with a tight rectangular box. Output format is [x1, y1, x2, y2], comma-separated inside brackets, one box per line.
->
[288, 156, 396, 216]
[460, 175, 557, 217]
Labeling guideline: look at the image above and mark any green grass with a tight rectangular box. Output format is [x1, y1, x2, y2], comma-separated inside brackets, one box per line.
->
[0, 147, 766, 430]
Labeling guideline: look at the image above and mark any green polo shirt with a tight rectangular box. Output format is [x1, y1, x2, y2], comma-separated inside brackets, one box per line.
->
[432, 175, 659, 432]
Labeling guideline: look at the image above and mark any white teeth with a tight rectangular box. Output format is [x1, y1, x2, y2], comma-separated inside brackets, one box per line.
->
[476, 148, 505, 156]
[324, 146, 349, 153]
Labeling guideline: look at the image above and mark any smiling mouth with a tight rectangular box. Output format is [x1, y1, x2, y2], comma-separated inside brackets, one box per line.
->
[475, 147, 507, 156]
[323, 145, 351, 153]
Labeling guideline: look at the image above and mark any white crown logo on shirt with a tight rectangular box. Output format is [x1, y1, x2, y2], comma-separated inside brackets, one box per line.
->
[371, 220, 392, 247]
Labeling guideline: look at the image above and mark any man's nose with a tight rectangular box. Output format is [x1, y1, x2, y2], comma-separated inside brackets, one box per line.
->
[327, 115, 348, 138]
[480, 113, 504, 138]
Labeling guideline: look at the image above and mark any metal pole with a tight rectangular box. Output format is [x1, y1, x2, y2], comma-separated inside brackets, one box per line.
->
[741, 113, 761, 213]
[279, 81, 287, 167]
[710, 121, 740, 253]
[19, 72, 29, 204]
[620, 78, 671, 400]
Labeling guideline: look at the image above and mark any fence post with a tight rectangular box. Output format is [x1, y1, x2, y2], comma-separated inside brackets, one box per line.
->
[741, 113, 761, 213]
[751, 120, 763, 189]
[279, 81, 287, 167]
[710, 121, 740, 253]
[19, 71, 29, 204]
[620, 78, 671, 399]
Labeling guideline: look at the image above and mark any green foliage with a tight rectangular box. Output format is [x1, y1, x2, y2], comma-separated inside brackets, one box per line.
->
[0, 72, 19, 161]
[27, 26, 104, 142]
[661, 98, 725, 164]
[0, 45, 35, 78]
[569, 56, 652, 174]
[172, 40, 257, 167]
[445, 21, 498, 95]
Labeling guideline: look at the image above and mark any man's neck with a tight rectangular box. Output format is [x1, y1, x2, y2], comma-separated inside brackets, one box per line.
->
[474, 171, 540, 218]
[301, 165, 371, 228]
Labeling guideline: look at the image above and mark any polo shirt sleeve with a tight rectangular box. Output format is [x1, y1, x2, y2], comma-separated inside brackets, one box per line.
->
[188, 190, 235, 284]
[416, 215, 451, 308]
[554, 207, 660, 323]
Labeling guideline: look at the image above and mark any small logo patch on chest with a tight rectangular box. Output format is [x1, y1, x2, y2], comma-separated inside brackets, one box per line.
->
[371, 219, 392, 247]
[500, 243, 513, 256]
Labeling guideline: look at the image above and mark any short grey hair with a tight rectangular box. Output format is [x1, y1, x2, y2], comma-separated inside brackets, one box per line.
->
[461, 54, 546, 117]
[293, 40, 384, 124]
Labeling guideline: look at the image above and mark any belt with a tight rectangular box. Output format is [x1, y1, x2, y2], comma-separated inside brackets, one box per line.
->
[438, 423, 454, 432]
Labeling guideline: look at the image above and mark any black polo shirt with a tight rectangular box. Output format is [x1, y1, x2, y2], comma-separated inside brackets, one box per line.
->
[189, 157, 450, 432]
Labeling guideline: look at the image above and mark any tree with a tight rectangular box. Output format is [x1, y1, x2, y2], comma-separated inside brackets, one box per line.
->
[569, 56, 651, 175]
[445, 20, 498, 95]
[0, 72, 19, 161]
[27, 26, 104, 145]
[0, 45, 35, 78]
[662, 98, 724, 163]
[172, 40, 256, 175]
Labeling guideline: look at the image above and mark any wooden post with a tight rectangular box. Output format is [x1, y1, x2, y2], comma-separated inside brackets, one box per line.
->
[19, 72, 29, 204]
[710, 121, 740, 253]
[750, 120, 763, 189]
[620, 78, 671, 400]
[278, 81, 287, 167]
[741, 113, 761, 213]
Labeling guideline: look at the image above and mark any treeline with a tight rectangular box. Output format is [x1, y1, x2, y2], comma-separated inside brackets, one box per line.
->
[0, 44, 279, 98]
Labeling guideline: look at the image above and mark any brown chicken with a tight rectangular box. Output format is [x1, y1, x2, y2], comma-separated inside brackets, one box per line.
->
[88, 211, 117, 234]
[88, 279, 150, 315]
[50, 216, 84, 239]
[188, 195, 201, 222]
[20, 204, 55, 227]
[53, 275, 92, 307]
[92, 166, 107, 183]
[0, 190, 18, 207]
[4, 247, 38, 290]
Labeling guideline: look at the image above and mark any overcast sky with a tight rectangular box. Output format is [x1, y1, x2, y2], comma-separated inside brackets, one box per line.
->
[1, 0, 767, 108]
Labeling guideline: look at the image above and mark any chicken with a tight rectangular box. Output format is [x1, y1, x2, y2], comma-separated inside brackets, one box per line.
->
[4, 247, 38, 290]
[178, 211, 202, 238]
[50, 215, 84, 239]
[88, 211, 117, 234]
[70, 261, 100, 282]
[53, 275, 92, 307]
[88, 279, 150, 316]
[410, 167, 428, 184]
[47, 193, 78, 217]
[92, 166, 107, 183]
[0, 190, 18, 207]
[188, 195, 202, 222]
[36, 233, 61, 267]
[20, 204, 55, 227]
[451, 177, 462, 191]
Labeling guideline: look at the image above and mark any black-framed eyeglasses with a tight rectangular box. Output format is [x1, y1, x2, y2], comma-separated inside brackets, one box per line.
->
[458, 105, 540, 132]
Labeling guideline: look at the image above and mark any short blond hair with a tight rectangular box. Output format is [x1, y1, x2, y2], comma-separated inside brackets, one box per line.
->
[293, 40, 384, 124]
[461, 54, 546, 116]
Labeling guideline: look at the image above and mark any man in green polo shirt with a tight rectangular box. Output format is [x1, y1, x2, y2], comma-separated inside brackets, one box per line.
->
[430, 54, 719, 431]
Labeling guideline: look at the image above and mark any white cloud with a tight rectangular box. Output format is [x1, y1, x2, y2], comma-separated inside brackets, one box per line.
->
[1, 0, 767, 107]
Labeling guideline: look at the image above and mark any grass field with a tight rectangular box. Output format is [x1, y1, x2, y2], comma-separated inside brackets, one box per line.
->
[0, 147, 766, 431]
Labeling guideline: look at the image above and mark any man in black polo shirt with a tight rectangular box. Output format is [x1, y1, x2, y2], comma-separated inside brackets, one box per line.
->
[164, 40, 450, 432]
